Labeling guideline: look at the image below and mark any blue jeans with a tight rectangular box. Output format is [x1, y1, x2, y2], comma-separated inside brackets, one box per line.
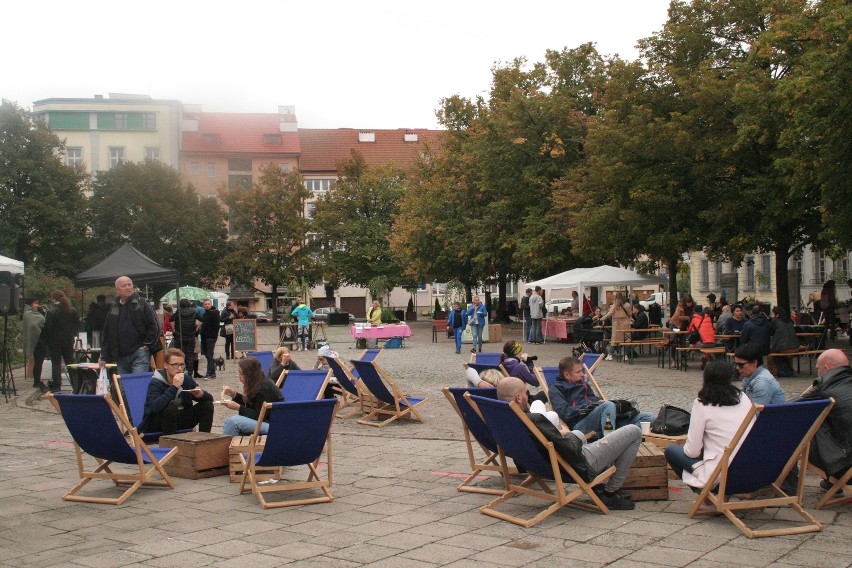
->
[202, 337, 217, 376]
[573, 401, 655, 439]
[117, 347, 152, 376]
[470, 324, 483, 352]
[665, 444, 702, 479]
[529, 318, 542, 343]
[452, 327, 463, 352]
[223, 415, 269, 436]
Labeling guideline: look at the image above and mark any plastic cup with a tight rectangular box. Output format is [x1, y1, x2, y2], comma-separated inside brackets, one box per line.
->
[640, 421, 651, 435]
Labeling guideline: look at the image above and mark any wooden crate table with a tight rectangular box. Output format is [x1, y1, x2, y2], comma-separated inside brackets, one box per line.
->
[158, 432, 232, 479]
[644, 432, 687, 480]
[621, 442, 669, 500]
[228, 435, 281, 483]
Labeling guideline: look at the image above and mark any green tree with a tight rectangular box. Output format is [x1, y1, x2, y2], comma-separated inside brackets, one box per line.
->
[219, 165, 311, 319]
[0, 100, 88, 276]
[87, 160, 228, 294]
[310, 151, 406, 291]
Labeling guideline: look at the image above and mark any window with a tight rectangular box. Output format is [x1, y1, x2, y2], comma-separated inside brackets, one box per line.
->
[304, 179, 335, 193]
[263, 134, 282, 144]
[759, 254, 772, 290]
[228, 174, 252, 190]
[228, 158, 252, 172]
[404, 133, 418, 142]
[839, 256, 850, 280]
[201, 133, 221, 145]
[141, 112, 156, 129]
[745, 256, 755, 290]
[109, 147, 125, 169]
[714, 261, 723, 289]
[305, 202, 316, 219]
[796, 257, 803, 284]
[145, 147, 160, 162]
[358, 132, 375, 143]
[114, 113, 128, 129]
[66, 147, 83, 168]
[813, 250, 826, 284]
[207, 162, 216, 177]
[207, 193, 217, 200]
[699, 259, 709, 291]
[190, 162, 201, 175]
[279, 163, 290, 173]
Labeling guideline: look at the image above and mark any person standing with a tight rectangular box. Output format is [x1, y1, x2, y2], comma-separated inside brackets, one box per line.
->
[42, 290, 80, 393]
[100, 276, 161, 376]
[467, 295, 488, 353]
[170, 298, 201, 378]
[446, 301, 468, 354]
[291, 296, 314, 351]
[366, 300, 382, 348]
[220, 300, 237, 360]
[84, 295, 109, 348]
[521, 288, 532, 340]
[199, 299, 220, 380]
[528, 287, 544, 344]
[22, 298, 47, 390]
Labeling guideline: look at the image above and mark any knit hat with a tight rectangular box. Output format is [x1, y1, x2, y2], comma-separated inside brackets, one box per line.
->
[504, 340, 522, 357]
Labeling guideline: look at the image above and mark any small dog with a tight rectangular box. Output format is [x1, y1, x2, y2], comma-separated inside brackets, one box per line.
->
[215, 356, 225, 372]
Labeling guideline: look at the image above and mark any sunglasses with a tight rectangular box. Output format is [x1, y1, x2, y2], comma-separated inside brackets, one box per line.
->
[733, 361, 750, 369]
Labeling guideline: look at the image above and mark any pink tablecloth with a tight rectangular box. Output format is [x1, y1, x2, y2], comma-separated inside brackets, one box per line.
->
[350, 324, 412, 339]
[542, 318, 576, 341]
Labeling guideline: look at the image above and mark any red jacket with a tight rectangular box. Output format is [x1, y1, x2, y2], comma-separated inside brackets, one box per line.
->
[688, 312, 715, 344]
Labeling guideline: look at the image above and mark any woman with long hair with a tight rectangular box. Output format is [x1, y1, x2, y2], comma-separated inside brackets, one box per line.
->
[221, 357, 283, 436]
[602, 291, 632, 360]
[41, 290, 80, 392]
[819, 280, 837, 338]
[670, 294, 695, 331]
[664, 360, 753, 490]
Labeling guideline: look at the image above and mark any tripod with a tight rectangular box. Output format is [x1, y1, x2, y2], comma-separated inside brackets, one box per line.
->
[1, 315, 17, 402]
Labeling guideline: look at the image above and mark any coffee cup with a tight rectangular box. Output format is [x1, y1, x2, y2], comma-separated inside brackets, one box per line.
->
[640, 421, 651, 435]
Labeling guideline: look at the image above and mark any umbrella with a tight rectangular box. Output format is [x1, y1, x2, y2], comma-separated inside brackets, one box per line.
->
[160, 286, 212, 303]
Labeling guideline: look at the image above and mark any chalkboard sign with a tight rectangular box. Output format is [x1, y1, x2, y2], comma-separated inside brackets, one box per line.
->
[233, 319, 257, 352]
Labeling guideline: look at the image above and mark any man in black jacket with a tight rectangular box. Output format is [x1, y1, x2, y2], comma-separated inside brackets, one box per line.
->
[140, 348, 214, 435]
[99, 276, 160, 375]
[199, 299, 220, 380]
[497, 377, 642, 510]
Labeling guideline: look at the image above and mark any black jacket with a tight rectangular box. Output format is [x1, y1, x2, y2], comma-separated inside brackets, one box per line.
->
[172, 306, 200, 339]
[527, 412, 593, 482]
[101, 294, 159, 362]
[139, 369, 213, 432]
[741, 313, 771, 356]
[800, 365, 852, 477]
[269, 359, 301, 385]
[42, 305, 80, 348]
[232, 379, 284, 422]
[200, 307, 220, 339]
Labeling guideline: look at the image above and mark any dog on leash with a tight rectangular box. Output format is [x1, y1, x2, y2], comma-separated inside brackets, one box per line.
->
[215, 356, 225, 372]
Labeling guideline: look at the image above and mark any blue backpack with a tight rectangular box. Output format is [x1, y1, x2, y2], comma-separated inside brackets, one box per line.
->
[384, 337, 403, 349]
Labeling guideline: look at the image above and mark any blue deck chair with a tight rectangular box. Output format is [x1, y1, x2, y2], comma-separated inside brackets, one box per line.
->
[349, 348, 382, 378]
[48, 393, 177, 505]
[581, 353, 605, 376]
[246, 351, 275, 377]
[325, 357, 370, 419]
[351, 359, 427, 427]
[812, 463, 852, 509]
[689, 399, 834, 538]
[112, 373, 192, 443]
[442, 387, 518, 494]
[469, 352, 502, 366]
[238, 398, 337, 509]
[535, 365, 606, 403]
[465, 393, 616, 527]
[278, 369, 330, 401]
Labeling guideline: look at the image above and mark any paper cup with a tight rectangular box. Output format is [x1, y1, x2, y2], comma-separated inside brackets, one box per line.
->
[640, 421, 651, 435]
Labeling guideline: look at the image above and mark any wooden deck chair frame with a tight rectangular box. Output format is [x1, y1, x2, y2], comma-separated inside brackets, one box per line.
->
[238, 399, 337, 509]
[112, 372, 193, 442]
[465, 393, 616, 528]
[276, 369, 330, 401]
[468, 352, 503, 366]
[442, 387, 519, 495]
[325, 356, 373, 418]
[351, 359, 427, 427]
[689, 399, 834, 538]
[810, 464, 852, 509]
[48, 393, 177, 505]
[354, 347, 383, 364]
[536, 363, 606, 404]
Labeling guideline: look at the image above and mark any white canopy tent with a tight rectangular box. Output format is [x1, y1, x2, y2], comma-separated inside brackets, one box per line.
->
[0, 254, 24, 275]
[524, 265, 663, 316]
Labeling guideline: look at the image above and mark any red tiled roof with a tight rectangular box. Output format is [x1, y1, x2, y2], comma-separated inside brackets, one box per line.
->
[298, 128, 445, 173]
[183, 113, 301, 155]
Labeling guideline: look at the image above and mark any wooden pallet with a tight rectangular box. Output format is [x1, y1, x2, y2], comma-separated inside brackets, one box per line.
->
[228, 435, 281, 482]
[622, 442, 669, 500]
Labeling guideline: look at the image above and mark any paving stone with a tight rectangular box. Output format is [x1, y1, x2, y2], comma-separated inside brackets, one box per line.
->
[622, 544, 704, 567]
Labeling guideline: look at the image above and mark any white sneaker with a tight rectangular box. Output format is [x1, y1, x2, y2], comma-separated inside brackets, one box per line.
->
[606, 355, 614, 361]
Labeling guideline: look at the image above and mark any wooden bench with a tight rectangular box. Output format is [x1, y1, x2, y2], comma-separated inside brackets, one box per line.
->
[675, 346, 726, 371]
[767, 349, 826, 375]
[612, 341, 666, 364]
[432, 319, 448, 342]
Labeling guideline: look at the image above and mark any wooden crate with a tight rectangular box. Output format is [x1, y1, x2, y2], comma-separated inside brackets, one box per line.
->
[644, 433, 687, 479]
[622, 442, 669, 501]
[158, 432, 232, 479]
[228, 435, 281, 483]
[488, 324, 503, 343]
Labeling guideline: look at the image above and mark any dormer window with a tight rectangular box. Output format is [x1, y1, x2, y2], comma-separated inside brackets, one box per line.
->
[201, 133, 221, 145]
[264, 134, 282, 144]
[358, 132, 375, 143]
[404, 133, 418, 142]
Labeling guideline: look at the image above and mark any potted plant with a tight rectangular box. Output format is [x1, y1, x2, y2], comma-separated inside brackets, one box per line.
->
[405, 297, 417, 321]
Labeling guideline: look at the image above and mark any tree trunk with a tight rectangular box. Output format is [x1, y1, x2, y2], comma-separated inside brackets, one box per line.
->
[270, 280, 279, 323]
[774, 246, 791, 313]
[497, 272, 509, 323]
[667, 254, 680, 317]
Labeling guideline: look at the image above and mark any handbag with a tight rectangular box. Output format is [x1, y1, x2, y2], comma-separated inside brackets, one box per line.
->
[651, 404, 691, 435]
[225, 323, 234, 335]
[612, 399, 639, 422]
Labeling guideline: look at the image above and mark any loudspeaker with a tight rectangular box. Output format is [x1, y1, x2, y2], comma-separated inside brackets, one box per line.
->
[0, 271, 20, 316]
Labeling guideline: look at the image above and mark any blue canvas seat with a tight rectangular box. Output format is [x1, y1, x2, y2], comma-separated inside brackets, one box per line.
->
[536, 361, 606, 403]
[238, 399, 337, 509]
[246, 351, 275, 377]
[112, 372, 192, 443]
[351, 359, 427, 427]
[349, 348, 382, 378]
[443, 387, 518, 494]
[465, 393, 616, 527]
[277, 369, 330, 401]
[48, 393, 177, 505]
[325, 357, 371, 418]
[688, 399, 834, 538]
[469, 352, 502, 366]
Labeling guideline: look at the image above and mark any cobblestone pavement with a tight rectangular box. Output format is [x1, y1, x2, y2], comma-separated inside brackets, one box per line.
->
[2, 321, 850, 567]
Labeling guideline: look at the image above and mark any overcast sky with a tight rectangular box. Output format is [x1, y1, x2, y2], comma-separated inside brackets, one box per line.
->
[4, 0, 672, 129]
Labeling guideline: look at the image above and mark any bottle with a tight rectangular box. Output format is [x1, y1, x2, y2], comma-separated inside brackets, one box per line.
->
[603, 417, 614, 436]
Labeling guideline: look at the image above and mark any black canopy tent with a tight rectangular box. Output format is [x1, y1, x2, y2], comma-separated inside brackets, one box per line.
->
[74, 243, 183, 339]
